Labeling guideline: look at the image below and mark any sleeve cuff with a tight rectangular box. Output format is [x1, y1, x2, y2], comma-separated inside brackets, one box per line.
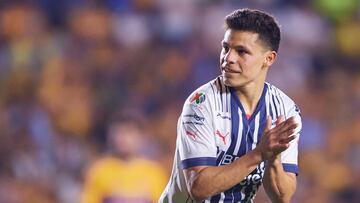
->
[282, 163, 298, 175]
[181, 157, 217, 169]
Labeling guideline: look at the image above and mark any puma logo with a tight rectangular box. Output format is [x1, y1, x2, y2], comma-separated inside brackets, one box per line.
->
[186, 131, 196, 140]
[216, 130, 229, 145]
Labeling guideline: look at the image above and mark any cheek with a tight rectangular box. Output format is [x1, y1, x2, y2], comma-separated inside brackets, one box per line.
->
[243, 56, 263, 68]
[220, 54, 225, 65]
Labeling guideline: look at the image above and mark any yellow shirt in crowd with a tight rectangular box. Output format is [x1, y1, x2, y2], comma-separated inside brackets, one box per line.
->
[81, 156, 167, 203]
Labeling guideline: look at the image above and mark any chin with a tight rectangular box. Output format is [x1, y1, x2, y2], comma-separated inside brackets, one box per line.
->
[223, 76, 247, 88]
[223, 77, 231, 85]
[223, 77, 236, 87]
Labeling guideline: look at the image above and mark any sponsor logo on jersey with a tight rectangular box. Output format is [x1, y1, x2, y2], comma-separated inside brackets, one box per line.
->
[216, 112, 231, 120]
[185, 130, 196, 140]
[182, 121, 204, 126]
[183, 114, 205, 122]
[216, 151, 264, 202]
[215, 130, 229, 145]
[189, 92, 206, 104]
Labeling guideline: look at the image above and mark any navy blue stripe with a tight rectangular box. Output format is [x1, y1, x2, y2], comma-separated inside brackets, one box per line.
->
[238, 121, 247, 156]
[226, 92, 240, 155]
[181, 157, 217, 169]
[283, 163, 298, 175]
[274, 93, 283, 115]
[268, 91, 276, 120]
[210, 194, 221, 203]
[216, 151, 225, 166]
[226, 86, 229, 112]
[217, 77, 223, 112]
[257, 107, 267, 142]
[249, 84, 268, 122]
[246, 112, 258, 150]
[271, 93, 279, 117]
[223, 186, 235, 202]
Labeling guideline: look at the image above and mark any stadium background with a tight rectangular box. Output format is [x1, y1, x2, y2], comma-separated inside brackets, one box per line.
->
[0, 0, 359, 202]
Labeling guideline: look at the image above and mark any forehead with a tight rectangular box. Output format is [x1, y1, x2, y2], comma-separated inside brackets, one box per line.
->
[223, 29, 263, 49]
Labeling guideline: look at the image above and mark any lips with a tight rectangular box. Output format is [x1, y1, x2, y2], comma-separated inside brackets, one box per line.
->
[222, 66, 240, 73]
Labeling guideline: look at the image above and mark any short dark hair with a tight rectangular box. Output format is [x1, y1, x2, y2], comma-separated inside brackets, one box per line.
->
[225, 8, 281, 52]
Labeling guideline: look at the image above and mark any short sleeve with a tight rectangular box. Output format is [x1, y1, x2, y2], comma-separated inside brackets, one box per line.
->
[281, 103, 302, 175]
[177, 91, 217, 169]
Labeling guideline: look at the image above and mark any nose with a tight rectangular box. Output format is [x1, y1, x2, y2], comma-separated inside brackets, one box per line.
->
[223, 49, 236, 64]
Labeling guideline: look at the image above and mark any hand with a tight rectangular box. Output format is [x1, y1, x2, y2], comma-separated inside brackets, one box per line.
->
[256, 115, 298, 161]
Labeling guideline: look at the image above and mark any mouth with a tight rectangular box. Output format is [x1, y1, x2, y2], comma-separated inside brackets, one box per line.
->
[222, 66, 240, 74]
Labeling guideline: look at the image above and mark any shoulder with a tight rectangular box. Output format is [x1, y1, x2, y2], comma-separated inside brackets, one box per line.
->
[266, 83, 301, 118]
[266, 82, 297, 107]
[184, 76, 229, 107]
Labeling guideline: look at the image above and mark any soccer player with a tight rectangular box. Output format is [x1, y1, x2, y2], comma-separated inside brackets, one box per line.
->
[159, 9, 302, 203]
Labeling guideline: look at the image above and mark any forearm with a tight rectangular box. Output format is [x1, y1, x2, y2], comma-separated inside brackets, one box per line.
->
[186, 149, 263, 201]
[263, 157, 296, 203]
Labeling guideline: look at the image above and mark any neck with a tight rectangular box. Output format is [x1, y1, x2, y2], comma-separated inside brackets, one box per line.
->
[233, 82, 265, 116]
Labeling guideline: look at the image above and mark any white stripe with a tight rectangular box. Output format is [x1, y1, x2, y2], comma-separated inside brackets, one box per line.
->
[272, 89, 282, 116]
[217, 85, 222, 111]
[227, 87, 231, 112]
[219, 192, 225, 202]
[276, 89, 286, 117]
[210, 83, 218, 111]
[222, 88, 226, 112]
[252, 112, 260, 149]
[222, 84, 227, 112]
[233, 108, 243, 155]
[265, 90, 270, 117]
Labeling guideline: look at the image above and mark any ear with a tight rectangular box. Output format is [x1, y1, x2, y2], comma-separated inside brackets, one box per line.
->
[263, 51, 277, 68]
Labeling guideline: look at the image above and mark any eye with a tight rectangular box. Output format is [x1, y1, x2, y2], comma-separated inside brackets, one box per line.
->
[222, 44, 229, 53]
[236, 49, 247, 55]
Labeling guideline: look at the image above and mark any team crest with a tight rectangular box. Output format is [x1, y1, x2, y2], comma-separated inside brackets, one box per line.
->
[190, 92, 206, 104]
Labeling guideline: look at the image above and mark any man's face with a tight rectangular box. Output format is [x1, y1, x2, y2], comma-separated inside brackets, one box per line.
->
[220, 29, 273, 88]
[110, 123, 143, 158]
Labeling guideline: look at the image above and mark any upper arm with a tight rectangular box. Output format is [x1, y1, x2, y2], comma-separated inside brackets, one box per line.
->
[281, 102, 302, 175]
[178, 91, 217, 169]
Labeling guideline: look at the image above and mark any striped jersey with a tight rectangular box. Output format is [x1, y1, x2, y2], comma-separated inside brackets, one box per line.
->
[159, 76, 302, 203]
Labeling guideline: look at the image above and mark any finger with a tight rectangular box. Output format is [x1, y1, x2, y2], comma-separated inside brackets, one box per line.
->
[279, 134, 297, 144]
[278, 122, 298, 137]
[274, 143, 290, 152]
[264, 115, 272, 133]
[276, 124, 297, 142]
[274, 143, 290, 154]
[270, 116, 291, 132]
[276, 115, 285, 126]
[273, 116, 298, 135]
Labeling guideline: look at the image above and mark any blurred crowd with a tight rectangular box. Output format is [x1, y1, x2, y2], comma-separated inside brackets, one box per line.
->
[0, 0, 359, 202]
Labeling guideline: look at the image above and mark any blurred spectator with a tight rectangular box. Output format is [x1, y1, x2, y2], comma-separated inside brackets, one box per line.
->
[81, 114, 167, 203]
[0, 1, 358, 202]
